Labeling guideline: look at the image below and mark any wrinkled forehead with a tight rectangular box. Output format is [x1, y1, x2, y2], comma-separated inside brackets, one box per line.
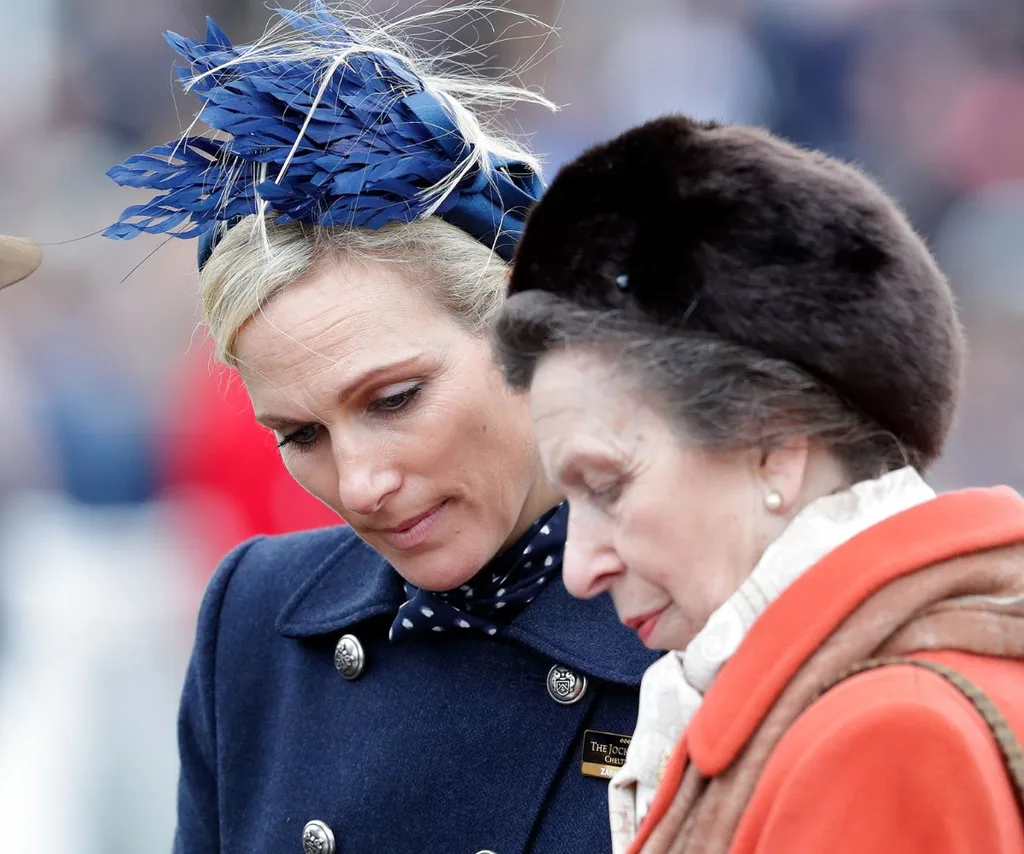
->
[529, 350, 645, 454]
[232, 256, 453, 394]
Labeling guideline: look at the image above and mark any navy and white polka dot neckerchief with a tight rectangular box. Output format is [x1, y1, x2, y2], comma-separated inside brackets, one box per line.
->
[389, 502, 568, 643]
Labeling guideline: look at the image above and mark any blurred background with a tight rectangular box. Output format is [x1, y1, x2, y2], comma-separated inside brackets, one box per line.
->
[0, 0, 1022, 850]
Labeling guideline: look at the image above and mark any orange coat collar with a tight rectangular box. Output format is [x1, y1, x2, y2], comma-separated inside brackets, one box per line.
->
[685, 486, 1024, 776]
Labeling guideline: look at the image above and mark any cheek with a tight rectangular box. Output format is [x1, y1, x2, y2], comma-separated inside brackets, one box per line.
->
[613, 467, 751, 600]
[281, 449, 339, 504]
[406, 393, 491, 490]
[616, 484, 692, 581]
[436, 373, 533, 480]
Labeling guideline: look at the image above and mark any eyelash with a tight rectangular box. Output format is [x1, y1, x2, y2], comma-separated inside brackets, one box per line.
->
[277, 425, 319, 451]
[276, 384, 423, 451]
[368, 383, 423, 415]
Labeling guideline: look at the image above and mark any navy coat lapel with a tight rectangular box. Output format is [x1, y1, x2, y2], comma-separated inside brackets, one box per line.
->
[274, 527, 655, 687]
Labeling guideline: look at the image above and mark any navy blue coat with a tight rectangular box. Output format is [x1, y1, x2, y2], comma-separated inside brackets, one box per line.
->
[173, 524, 659, 854]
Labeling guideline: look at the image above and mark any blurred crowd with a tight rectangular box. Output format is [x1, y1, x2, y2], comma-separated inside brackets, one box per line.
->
[0, 1, 1021, 851]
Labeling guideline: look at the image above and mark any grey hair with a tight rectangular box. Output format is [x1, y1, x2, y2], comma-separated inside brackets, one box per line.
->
[494, 292, 912, 481]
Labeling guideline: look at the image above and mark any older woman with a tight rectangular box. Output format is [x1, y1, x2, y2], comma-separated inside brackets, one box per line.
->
[103, 7, 655, 854]
[495, 115, 1024, 854]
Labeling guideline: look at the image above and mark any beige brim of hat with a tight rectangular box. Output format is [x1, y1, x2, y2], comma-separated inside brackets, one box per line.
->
[0, 235, 42, 289]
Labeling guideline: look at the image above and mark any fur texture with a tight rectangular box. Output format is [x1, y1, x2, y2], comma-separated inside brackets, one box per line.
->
[507, 115, 964, 465]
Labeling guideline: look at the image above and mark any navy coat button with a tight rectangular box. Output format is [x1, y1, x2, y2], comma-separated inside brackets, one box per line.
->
[546, 664, 588, 704]
[302, 819, 336, 854]
[334, 634, 365, 680]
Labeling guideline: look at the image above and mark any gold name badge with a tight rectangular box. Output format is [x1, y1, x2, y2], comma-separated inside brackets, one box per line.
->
[581, 729, 632, 780]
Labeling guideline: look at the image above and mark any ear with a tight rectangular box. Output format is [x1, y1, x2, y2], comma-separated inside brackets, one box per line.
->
[758, 438, 810, 513]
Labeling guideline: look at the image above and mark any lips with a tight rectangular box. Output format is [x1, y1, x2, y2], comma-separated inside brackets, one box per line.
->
[378, 500, 449, 551]
[624, 607, 667, 647]
[385, 505, 440, 534]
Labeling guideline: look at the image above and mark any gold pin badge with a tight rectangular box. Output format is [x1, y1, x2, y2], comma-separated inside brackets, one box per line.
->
[581, 729, 632, 780]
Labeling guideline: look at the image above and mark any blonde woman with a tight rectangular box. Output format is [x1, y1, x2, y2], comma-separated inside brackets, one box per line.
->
[104, 5, 656, 853]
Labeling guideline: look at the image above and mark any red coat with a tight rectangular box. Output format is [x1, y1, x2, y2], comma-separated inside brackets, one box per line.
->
[632, 487, 1024, 854]
[157, 346, 340, 581]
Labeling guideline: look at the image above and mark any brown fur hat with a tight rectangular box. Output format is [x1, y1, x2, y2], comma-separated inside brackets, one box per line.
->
[508, 115, 964, 466]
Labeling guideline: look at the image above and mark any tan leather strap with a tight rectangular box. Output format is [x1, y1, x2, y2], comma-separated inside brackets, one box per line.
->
[818, 656, 1024, 816]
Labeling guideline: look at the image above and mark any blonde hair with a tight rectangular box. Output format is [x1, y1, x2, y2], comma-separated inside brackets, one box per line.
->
[186, 2, 555, 362]
[201, 215, 509, 364]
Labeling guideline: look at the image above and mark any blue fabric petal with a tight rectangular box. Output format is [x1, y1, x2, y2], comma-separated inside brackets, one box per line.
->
[205, 17, 232, 48]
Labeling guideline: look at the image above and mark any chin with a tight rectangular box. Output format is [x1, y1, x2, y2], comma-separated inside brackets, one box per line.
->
[651, 611, 700, 653]
[388, 546, 483, 593]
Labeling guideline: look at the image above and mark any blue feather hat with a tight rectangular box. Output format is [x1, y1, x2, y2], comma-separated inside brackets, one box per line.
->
[103, 2, 550, 266]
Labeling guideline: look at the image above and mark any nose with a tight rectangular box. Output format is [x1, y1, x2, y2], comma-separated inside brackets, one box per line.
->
[332, 434, 401, 517]
[561, 504, 623, 599]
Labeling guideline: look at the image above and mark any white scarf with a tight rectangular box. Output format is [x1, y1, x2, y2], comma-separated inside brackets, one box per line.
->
[608, 466, 937, 853]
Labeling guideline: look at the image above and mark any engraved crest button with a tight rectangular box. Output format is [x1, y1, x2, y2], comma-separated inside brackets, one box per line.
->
[302, 819, 336, 854]
[546, 664, 588, 705]
[334, 634, 365, 680]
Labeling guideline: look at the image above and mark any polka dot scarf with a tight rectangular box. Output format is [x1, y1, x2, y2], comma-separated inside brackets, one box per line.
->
[389, 503, 568, 643]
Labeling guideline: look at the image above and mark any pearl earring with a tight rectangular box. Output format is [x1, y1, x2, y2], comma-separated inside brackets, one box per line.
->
[764, 490, 783, 512]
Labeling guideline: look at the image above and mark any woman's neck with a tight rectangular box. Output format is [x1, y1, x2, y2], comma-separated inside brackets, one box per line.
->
[503, 470, 563, 551]
[789, 445, 856, 520]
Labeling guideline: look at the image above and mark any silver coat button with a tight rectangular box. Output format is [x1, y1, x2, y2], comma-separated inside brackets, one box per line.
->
[302, 819, 336, 854]
[334, 634, 365, 680]
[546, 664, 588, 704]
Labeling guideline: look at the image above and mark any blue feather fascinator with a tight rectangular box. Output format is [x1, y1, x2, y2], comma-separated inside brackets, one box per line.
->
[103, 2, 550, 266]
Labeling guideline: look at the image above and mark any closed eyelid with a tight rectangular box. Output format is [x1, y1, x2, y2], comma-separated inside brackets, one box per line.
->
[553, 451, 622, 488]
[367, 381, 423, 412]
[371, 379, 422, 399]
[276, 422, 323, 451]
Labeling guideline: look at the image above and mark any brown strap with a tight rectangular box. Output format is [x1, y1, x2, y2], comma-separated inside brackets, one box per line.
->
[817, 656, 1024, 816]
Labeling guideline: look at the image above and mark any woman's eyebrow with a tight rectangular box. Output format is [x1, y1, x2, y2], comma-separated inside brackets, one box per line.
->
[334, 354, 423, 402]
[253, 354, 424, 429]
